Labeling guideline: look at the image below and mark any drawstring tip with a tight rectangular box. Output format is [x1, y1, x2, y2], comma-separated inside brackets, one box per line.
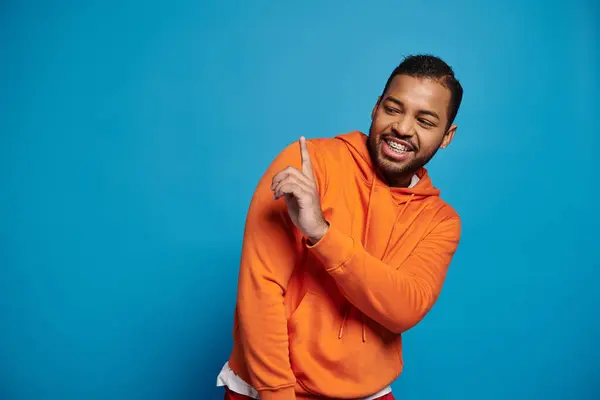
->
[338, 308, 350, 339]
[361, 313, 367, 343]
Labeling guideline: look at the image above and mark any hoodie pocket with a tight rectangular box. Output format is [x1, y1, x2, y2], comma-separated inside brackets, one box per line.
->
[287, 292, 401, 398]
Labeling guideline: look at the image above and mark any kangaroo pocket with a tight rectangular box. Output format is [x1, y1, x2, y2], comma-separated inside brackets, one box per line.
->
[287, 292, 402, 398]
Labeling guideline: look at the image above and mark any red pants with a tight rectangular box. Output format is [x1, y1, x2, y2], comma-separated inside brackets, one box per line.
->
[224, 387, 395, 400]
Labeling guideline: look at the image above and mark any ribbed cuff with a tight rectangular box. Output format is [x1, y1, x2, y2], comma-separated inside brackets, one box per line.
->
[258, 386, 296, 400]
[306, 223, 354, 271]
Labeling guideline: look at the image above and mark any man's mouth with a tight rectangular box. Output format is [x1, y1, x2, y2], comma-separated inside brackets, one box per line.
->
[382, 137, 415, 154]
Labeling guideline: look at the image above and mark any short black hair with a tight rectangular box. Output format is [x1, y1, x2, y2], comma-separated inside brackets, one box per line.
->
[381, 54, 463, 127]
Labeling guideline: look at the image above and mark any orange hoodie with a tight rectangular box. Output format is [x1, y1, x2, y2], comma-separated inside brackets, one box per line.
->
[227, 131, 461, 399]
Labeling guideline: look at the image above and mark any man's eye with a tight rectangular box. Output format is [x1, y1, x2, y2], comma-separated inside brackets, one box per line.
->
[385, 106, 400, 114]
[419, 119, 434, 127]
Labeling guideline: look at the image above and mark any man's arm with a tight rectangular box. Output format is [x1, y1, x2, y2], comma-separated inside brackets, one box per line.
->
[236, 140, 326, 400]
[307, 217, 461, 333]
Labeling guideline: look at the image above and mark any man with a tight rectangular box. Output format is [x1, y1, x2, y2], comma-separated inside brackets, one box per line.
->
[217, 54, 463, 400]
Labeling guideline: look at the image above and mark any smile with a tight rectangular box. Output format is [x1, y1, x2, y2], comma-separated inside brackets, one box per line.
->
[382, 138, 413, 161]
[385, 140, 410, 153]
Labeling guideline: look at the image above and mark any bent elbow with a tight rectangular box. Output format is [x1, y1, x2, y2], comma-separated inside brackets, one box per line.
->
[388, 309, 428, 334]
[388, 286, 436, 334]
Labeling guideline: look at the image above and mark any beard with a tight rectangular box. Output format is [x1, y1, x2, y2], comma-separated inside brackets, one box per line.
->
[367, 123, 439, 185]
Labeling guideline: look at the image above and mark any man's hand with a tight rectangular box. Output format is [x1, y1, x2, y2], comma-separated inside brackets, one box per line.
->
[271, 136, 329, 244]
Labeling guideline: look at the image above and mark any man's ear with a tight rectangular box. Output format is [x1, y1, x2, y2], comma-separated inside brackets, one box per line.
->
[440, 124, 457, 149]
[371, 96, 381, 120]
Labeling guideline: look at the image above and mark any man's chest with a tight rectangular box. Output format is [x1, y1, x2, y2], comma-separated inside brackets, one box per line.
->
[319, 180, 438, 264]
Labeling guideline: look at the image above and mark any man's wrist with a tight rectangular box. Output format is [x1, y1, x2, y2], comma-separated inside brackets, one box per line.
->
[307, 220, 330, 245]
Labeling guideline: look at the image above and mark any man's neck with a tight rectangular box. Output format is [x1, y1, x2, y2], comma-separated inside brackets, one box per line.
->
[385, 173, 414, 188]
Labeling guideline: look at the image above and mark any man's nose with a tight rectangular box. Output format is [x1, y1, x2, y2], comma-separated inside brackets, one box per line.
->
[390, 118, 414, 137]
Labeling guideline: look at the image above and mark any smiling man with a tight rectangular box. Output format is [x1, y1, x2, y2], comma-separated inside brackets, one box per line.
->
[217, 54, 464, 400]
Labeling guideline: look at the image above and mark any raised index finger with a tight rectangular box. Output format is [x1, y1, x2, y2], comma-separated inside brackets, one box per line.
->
[299, 136, 314, 177]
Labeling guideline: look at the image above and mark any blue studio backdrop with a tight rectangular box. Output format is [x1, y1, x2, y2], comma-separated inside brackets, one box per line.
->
[1, 1, 598, 399]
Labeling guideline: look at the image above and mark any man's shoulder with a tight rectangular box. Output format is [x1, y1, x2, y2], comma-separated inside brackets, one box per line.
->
[277, 133, 348, 156]
[307, 133, 355, 153]
[307, 132, 367, 169]
[428, 196, 461, 223]
[272, 133, 357, 170]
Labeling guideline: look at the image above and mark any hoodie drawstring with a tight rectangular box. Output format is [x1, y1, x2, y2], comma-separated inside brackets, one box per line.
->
[337, 175, 416, 343]
[381, 193, 415, 257]
[338, 304, 350, 339]
[338, 174, 378, 342]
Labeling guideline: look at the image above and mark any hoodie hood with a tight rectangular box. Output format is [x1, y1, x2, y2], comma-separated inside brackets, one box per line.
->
[335, 130, 441, 200]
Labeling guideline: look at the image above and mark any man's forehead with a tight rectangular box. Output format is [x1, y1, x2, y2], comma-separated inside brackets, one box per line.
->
[385, 75, 451, 114]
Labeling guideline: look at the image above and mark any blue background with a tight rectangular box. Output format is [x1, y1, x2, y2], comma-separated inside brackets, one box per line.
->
[1, 1, 598, 399]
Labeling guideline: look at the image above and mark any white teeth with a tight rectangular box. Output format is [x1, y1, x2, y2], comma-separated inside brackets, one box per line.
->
[386, 140, 409, 152]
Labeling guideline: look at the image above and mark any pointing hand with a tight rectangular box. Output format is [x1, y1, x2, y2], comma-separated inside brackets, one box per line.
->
[271, 137, 329, 243]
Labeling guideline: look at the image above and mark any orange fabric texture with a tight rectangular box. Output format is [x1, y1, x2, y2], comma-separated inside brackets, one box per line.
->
[227, 131, 461, 399]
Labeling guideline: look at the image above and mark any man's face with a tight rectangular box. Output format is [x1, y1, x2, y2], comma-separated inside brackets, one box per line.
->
[368, 74, 457, 187]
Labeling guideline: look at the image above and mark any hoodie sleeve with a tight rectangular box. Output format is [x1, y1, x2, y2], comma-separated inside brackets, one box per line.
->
[236, 141, 326, 399]
[307, 216, 460, 334]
